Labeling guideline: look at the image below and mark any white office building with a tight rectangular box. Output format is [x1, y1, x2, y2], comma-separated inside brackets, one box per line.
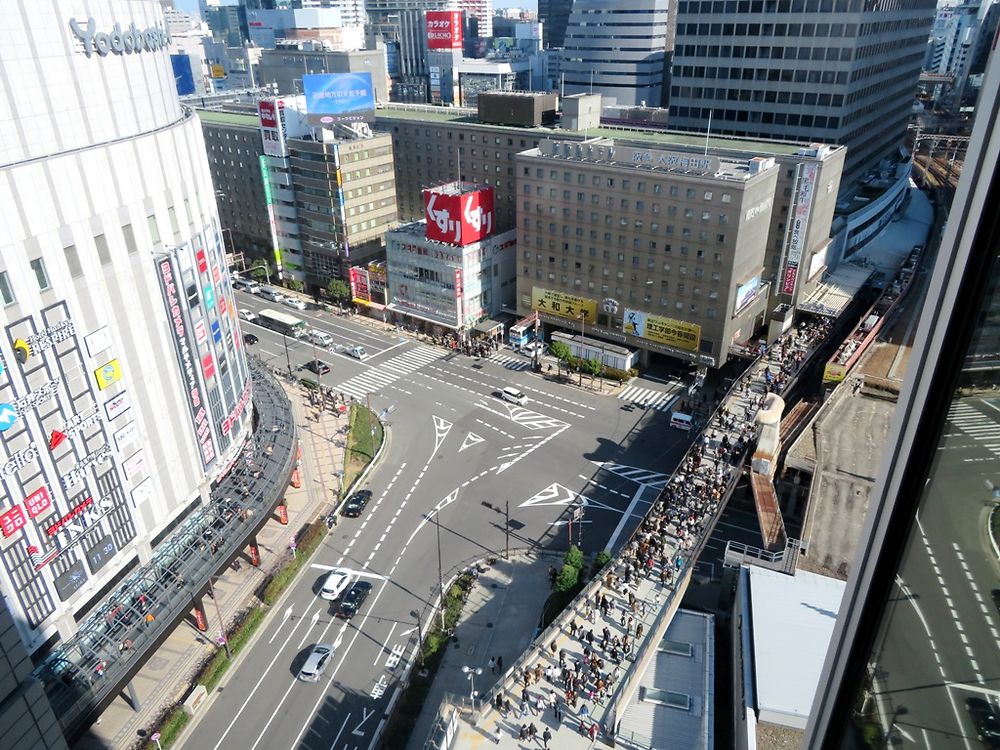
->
[0, 0, 253, 652]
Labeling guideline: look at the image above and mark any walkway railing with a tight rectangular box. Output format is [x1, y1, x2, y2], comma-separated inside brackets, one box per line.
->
[30, 359, 298, 741]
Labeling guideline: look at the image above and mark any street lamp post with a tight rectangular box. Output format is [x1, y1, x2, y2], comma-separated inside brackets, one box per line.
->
[578, 312, 586, 386]
[207, 577, 231, 659]
[435, 509, 446, 630]
[461, 665, 483, 702]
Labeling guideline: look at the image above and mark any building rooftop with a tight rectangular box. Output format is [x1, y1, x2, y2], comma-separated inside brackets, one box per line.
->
[375, 104, 837, 158]
[747, 566, 846, 729]
[617, 609, 714, 750]
[196, 109, 260, 128]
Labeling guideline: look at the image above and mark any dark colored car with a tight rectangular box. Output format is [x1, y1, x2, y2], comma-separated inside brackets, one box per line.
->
[305, 359, 331, 375]
[341, 490, 372, 518]
[243, 333, 259, 345]
[337, 581, 372, 619]
[966, 697, 1000, 747]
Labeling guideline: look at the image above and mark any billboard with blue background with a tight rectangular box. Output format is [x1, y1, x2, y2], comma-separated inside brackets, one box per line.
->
[302, 73, 376, 125]
[171, 54, 196, 96]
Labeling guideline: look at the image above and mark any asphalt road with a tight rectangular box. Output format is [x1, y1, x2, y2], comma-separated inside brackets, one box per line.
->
[185, 292, 694, 750]
[876, 396, 1000, 749]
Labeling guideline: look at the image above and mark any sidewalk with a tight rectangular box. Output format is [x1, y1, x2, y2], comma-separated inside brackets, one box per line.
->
[77, 380, 343, 750]
[405, 551, 562, 750]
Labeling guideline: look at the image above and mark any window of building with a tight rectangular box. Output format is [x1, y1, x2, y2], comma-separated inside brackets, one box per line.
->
[0, 271, 14, 305]
[721, 193, 732, 203]
[30, 258, 50, 290]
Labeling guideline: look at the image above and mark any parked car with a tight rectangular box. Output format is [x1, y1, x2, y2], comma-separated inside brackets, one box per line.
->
[284, 298, 308, 311]
[304, 360, 331, 375]
[298, 643, 336, 682]
[243, 333, 259, 346]
[319, 568, 352, 600]
[966, 697, 1000, 747]
[341, 489, 372, 518]
[238, 308, 257, 322]
[337, 581, 372, 619]
[349, 346, 369, 360]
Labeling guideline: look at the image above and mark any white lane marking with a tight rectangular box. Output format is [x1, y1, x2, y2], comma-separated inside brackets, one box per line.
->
[605, 483, 652, 552]
[373, 622, 398, 666]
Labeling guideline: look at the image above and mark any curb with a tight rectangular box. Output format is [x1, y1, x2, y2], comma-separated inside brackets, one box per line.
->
[333, 409, 389, 516]
[989, 505, 1000, 561]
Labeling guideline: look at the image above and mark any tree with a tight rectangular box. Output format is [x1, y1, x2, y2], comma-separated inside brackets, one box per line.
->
[249, 259, 272, 283]
[553, 563, 579, 593]
[564, 544, 584, 571]
[327, 278, 351, 304]
[583, 358, 602, 383]
[548, 341, 572, 371]
[286, 279, 305, 292]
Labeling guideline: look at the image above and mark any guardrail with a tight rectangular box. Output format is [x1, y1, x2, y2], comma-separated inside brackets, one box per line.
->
[31, 360, 298, 741]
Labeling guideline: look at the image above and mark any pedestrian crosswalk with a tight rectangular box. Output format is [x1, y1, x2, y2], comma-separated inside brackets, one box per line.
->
[334, 345, 442, 400]
[617, 385, 678, 412]
[487, 353, 531, 371]
[948, 402, 1000, 455]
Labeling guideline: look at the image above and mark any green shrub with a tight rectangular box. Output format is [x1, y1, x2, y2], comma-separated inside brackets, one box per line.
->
[861, 722, 882, 748]
[147, 704, 189, 749]
[604, 365, 631, 383]
[628, 368, 639, 378]
[592, 550, 612, 577]
[553, 563, 579, 593]
[300, 378, 319, 390]
[262, 520, 327, 605]
[564, 544, 584, 571]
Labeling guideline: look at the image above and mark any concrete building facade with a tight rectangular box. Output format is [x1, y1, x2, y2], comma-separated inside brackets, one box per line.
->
[668, 0, 936, 189]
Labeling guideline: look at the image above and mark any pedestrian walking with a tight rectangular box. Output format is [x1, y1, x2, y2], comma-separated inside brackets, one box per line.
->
[493, 726, 502, 744]
[543, 727, 552, 749]
[488, 656, 496, 674]
[636, 622, 644, 639]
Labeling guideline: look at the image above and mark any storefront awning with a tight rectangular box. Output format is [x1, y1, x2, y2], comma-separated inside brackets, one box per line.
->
[473, 319, 504, 336]
[387, 304, 460, 330]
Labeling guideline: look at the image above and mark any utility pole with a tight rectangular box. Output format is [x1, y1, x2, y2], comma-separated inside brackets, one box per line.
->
[207, 578, 231, 659]
[505, 500, 510, 561]
[435, 510, 445, 629]
[282, 333, 292, 377]
[578, 312, 586, 387]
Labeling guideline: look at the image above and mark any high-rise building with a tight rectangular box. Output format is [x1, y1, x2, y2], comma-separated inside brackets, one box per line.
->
[669, 0, 936, 190]
[538, 0, 573, 48]
[256, 46, 389, 100]
[560, 0, 675, 108]
[0, 0, 254, 660]
[805, 44, 1000, 749]
[204, 3, 251, 46]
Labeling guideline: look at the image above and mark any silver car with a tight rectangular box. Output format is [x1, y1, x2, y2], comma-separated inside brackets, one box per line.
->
[298, 643, 335, 682]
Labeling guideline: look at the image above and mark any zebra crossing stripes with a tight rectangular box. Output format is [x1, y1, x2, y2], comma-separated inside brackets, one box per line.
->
[947, 402, 1000, 456]
[617, 385, 677, 412]
[334, 345, 442, 400]
[487, 354, 531, 371]
[591, 461, 670, 488]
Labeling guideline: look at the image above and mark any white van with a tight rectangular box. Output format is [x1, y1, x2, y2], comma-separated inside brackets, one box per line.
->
[259, 286, 285, 303]
[500, 386, 528, 405]
[233, 277, 262, 295]
[308, 329, 334, 347]
[670, 412, 693, 431]
[350, 346, 369, 360]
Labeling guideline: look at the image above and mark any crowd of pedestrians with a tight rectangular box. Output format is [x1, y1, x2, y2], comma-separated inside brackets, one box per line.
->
[481, 317, 832, 746]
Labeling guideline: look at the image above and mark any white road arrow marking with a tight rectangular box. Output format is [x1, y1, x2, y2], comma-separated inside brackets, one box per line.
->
[519, 483, 618, 512]
[399, 626, 417, 637]
[353, 707, 375, 736]
[268, 606, 295, 644]
[296, 609, 320, 648]
[433, 415, 453, 452]
[459, 432, 485, 452]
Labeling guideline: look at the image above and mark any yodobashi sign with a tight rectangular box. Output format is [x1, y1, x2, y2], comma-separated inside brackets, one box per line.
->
[426, 10, 463, 50]
[69, 18, 171, 58]
[302, 73, 376, 126]
[780, 162, 818, 296]
[423, 186, 495, 246]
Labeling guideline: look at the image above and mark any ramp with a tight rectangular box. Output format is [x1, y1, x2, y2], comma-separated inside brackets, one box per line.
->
[750, 471, 786, 550]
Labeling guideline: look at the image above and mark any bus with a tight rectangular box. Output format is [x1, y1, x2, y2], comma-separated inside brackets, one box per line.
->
[258, 309, 307, 338]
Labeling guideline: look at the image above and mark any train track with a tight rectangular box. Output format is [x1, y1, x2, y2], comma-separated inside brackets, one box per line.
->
[913, 154, 962, 191]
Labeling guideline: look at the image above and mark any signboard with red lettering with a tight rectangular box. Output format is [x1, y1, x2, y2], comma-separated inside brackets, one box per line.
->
[0, 506, 26, 537]
[426, 10, 463, 50]
[423, 186, 495, 246]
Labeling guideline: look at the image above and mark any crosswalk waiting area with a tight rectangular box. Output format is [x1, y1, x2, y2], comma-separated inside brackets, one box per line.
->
[948, 401, 1000, 457]
[617, 384, 680, 411]
[335, 345, 442, 400]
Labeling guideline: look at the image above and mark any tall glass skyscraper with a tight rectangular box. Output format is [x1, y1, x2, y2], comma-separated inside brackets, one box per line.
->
[806, 42, 1000, 749]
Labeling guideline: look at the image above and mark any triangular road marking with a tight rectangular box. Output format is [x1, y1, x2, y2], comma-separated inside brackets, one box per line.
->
[459, 432, 485, 452]
[518, 483, 618, 512]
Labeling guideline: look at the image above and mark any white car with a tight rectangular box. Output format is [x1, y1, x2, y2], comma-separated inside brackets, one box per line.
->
[349, 346, 369, 360]
[308, 329, 334, 347]
[298, 643, 336, 682]
[284, 298, 308, 311]
[319, 568, 352, 600]
[500, 386, 528, 405]
[238, 308, 257, 323]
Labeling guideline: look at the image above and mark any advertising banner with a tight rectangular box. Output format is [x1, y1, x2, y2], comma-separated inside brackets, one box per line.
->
[258, 99, 288, 158]
[454, 268, 464, 322]
[170, 54, 195, 96]
[302, 73, 376, 126]
[156, 256, 217, 470]
[423, 186, 495, 246]
[530, 287, 597, 322]
[781, 163, 817, 296]
[623, 309, 701, 352]
[210, 64, 225, 79]
[426, 10, 463, 50]
[350, 266, 371, 302]
[733, 276, 760, 315]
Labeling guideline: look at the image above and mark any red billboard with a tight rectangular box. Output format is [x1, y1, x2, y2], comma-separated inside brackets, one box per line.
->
[423, 186, 495, 246]
[427, 10, 463, 50]
[258, 100, 278, 128]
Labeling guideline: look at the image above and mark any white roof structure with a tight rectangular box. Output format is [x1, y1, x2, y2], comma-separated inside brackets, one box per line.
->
[747, 566, 846, 729]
